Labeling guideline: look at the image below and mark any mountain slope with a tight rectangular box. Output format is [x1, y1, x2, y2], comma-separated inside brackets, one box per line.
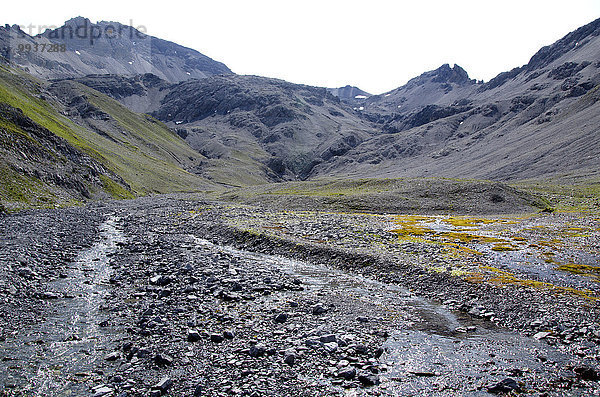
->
[312, 18, 600, 181]
[73, 73, 381, 185]
[0, 63, 214, 209]
[0, 17, 232, 83]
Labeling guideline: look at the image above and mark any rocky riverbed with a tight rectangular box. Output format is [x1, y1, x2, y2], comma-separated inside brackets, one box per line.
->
[0, 195, 599, 396]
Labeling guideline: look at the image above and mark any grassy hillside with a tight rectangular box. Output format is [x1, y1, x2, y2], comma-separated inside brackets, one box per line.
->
[215, 178, 551, 214]
[0, 64, 215, 209]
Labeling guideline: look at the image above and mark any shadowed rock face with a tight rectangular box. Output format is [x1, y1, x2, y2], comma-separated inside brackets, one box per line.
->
[148, 75, 378, 181]
[0, 17, 232, 83]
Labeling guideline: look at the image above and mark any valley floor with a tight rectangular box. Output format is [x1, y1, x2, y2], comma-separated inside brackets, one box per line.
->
[0, 195, 599, 396]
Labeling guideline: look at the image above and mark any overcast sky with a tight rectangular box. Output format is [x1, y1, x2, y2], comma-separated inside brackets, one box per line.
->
[4, 0, 600, 94]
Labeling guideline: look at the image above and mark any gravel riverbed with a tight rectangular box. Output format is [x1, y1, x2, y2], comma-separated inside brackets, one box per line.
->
[0, 195, 599, 396]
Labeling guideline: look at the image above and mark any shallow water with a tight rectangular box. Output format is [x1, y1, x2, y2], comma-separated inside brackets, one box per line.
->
[0, 216, 124, 395]
[192, 237, 580, 396]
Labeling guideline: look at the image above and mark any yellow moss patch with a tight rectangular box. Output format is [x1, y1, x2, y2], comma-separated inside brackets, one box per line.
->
[491, 244, 518, 252]
[437, 231, 504, 244]
[557, 263, 600, 278]
[468, 266, 599, 300]
[443, 217, 497, 227]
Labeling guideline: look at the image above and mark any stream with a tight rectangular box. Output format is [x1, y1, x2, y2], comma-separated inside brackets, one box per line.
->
[0, 216, 124, 396]
[193, 236, 578, 396]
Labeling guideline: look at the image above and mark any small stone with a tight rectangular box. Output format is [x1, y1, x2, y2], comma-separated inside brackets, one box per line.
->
[223, 330, 235, 339]
[151, 376, 173, 395]
[92, 386, 113, 397]
[210, 333, 224, 343]
[574, 366, 600, 381]
[355, 344, 368, 355]
[358, 373, 380, 386]
[319, 334, 337, 343]
[533, 331, 552, 340]
[104, 352, 120, 361]
[154, 353, 173, 366]
[284, 350, 297, 366]
[338, 366, 357, 380]
[323, 342, 338, 353]
[249, 343, 267, 358]
[187, 329, 201, 342]
[312, 304, 328, 315]
[41, 291, 59, 300]
[150, 275, 171, 286]
[487, 378, 521, 394]
[274, 313, 288, 323]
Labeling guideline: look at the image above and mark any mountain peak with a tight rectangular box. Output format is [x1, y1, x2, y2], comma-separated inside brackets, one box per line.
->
[63, 16, 92, 27]
[404, 63, 474, 90]
[431, 63, 471, 84]
[3, 17, 232, 83]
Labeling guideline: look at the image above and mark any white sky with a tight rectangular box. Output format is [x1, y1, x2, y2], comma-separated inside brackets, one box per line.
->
[4, 0, 600, 94]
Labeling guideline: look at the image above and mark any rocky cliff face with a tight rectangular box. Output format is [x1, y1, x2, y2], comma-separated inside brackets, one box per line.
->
[0, 17, 232, 83]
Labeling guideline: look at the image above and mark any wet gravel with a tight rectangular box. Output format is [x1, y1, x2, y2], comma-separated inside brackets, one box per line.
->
[0, 195, 599, 396]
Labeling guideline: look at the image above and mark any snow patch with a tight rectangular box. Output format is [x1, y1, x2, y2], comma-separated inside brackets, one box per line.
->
[354, 95, 367, 99]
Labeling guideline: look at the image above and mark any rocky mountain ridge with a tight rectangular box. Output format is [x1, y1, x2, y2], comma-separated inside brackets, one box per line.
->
[0, 17, 232, 83]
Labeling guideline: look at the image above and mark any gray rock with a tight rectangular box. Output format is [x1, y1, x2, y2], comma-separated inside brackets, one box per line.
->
[319, 334, 337, 343]
[92, 386, 114, 397]
[274, 312, 288, 323]
[323, 342, 338, 353]
[210, 333, 224, 343]
[154, 353, 173, 366]
[249, 343, 267, 358]
[150, 275, 171, 286]
[187, 329, 201, 342]
[358, 373, 380, 386]
[487, 378, 521, 394]
[312, 304, 328, 315]
[337, 366, 357, 380]
[574, 366, 600, 381]
[284, 349, 297, 366]
[104, 351, 120, 361]
[152, 376, 173, 394]
[533, 331, 552, 340]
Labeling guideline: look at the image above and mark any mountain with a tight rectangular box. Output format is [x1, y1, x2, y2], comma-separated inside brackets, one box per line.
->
[150, 75, 378, 184]
[1, 16, 600, 209]
[0, 63, 214, 209]
[312, 18, 600, 181]
[327, 85, 371, 107]
[71, 17, 600, 184]
[0, 17, 232, 83]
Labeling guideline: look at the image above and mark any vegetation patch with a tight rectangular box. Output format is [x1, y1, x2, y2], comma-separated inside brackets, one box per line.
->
[99, 175, 135, 200]
[491, 243, 519, 252]
[557, 263, 600, 279]
[443, 217, 497, 227]
[468, 266, 599, 300]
